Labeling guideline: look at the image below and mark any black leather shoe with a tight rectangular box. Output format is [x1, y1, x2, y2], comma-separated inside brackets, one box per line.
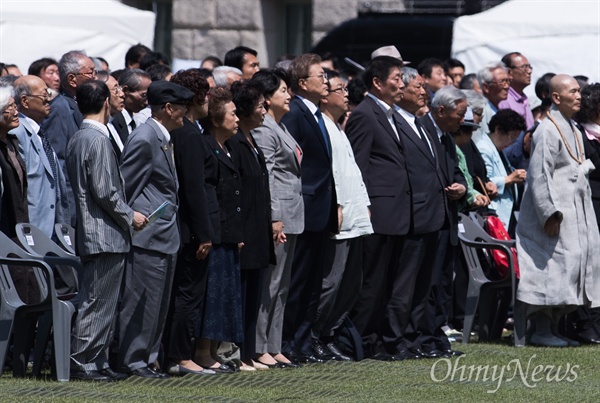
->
[275, 360, 301, 368]
[419, 349, 444, 359]
[98, 367, 128, 380]
[255, 359, 284, 369]
[326, 342, 352, 361]
[312, 341, 335, 361]
[296, 353, 325, 364]
[130, 367, 168, 379]
[209, 363, 236, 374]
[370, 352, 394, 361]
[439, 349, 464, 357]
[70, 370, 113, 382]
[580, 335, 600, 344]
[391, 349, 422, 361]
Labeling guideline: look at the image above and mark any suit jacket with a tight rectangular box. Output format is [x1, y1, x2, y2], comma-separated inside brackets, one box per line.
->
[393, 110, 446, 235]
[63, 91, 83, 127]
[65, 120, 132, 256]
[203, 133, 243, 244]
[345, 96, 411, 235]
[111, 109, 130, 145]
[171, 117, 219, 245]
[252, 113, 304, 235]
[281, 97, 336, 233]
[40, 93, 80, 225]
[120, 118, 180, 254]
[0, 133, 28, 239]
[420, 114, 467, 245]
[228, 130, 275, 269]
[11, 115, 69, 237]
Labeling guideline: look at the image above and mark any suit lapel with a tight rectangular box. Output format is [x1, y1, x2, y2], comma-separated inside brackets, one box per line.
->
[295, 97, 331, 160]
[20, 115, 55, 178]
[365, 97, 402, 147]
[395, 111, 436, 165]
[268, 116, 301, 171]
[147, 119, 177, 177]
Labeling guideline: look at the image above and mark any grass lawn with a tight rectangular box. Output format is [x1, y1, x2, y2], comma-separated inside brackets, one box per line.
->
[1, 342, 600, 402]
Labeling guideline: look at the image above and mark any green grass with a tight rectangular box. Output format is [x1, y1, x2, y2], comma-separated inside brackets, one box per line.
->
[2, 342, 600, 402]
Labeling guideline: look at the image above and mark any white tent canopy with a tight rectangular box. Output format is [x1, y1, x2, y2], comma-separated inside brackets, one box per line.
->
[452, 0, 600, 99]
[0, 0, 155, 72]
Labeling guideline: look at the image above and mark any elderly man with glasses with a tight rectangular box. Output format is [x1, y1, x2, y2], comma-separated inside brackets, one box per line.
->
[40, 49, 97, 226]
[471, 62, 511, 143]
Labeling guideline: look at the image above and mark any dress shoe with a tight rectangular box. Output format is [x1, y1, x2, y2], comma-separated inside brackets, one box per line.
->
[579, 335, 600, 344]
[255, 359, 284, 369]
[369, 352, 395, 361]
[70, 370, 113, 382]
[166, 363, 216, 376]
[312, 341, 335, 361]
[326, 342, 352, 361]
[275, 360, 301, 368]
[208, 363, 236, 374]
[530, 333, 568, 347]
[439, 349, 465, 357]
[130, 367, 169, 379]
[98, 367, 128, 381]
[390, 349, 422, 361]
[419, 349, 445, 359]
[293, 353, 325, 364]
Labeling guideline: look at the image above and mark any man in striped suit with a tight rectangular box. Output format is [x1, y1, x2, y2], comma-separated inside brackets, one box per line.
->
[66, 80, 148, 382]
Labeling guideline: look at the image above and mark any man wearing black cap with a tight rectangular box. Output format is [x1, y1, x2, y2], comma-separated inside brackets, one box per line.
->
[118, 81, 194, 378]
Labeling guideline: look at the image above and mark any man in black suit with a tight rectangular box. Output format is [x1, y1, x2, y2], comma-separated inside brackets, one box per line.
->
[419, 84, 468, 356]
[113, 69, 151, 145]
[345, 56, 410, 360]
[385, 67, 455, 359]
[281, 53, 338, 362]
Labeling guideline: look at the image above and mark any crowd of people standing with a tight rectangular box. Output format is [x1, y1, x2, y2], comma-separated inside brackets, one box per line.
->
[1, 41, 599, 382]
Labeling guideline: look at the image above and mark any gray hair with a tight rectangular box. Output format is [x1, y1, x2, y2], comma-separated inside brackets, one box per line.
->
[0, 86, 14, 124]
[13, 79, 32, 107]
[462, 89, 486, 113]
[118, 68, 150, 90]
[431, 85, 466, 111]
[0, 75, 18, 88]
[477, 61, 507, 87]
[212, 66, 242, 87]
[274, 59, 292, 72]
[401, 66, 419, 86]
[58, 50, 88, 84]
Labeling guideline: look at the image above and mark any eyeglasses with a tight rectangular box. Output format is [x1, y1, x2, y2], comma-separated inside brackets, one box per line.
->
[489, 78, 512, 87]
[26, 88, 52, 102]
[2, 102, 18, 115]
[303, 72, 328, 82]
[110, 85, 123, 96]
[328, 86, 348, 95]
[75, 69, 97, 78]
[509, 64, 533, 71]
[129, 89, 147, 99]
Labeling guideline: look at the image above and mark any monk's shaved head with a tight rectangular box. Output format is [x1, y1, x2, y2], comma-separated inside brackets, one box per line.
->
[549, 74, 576, 94]
[550, 74, 581, 117]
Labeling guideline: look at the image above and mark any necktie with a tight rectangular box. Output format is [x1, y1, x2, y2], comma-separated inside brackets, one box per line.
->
[315, 109, 331, 155]
[38, 128, 59, 202]
[129, 119, 137, 132]
[414, 117, 434, 158]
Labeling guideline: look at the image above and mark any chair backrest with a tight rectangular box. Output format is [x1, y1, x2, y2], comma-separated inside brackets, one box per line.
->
[457, 213, 515, 286]
[15, 223, 76, 258]
[54, 223, 76, 255]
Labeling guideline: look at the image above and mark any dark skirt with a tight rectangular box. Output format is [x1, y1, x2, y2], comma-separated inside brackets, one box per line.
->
[196, 243, 243, 343]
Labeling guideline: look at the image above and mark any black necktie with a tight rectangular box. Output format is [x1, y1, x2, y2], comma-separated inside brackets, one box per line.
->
[38, 128, 59, 202]
[414, 118, 433, 158]
[315, 109, 331, 155]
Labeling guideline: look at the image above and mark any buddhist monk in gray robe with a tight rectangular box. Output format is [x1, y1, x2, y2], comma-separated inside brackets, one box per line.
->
[516, 74, 600, 347]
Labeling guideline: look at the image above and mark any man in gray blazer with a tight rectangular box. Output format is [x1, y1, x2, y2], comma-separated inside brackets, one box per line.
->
[12, 75, 74, 295]
[118, 81, 194, 379]
[67, 80, 147, 382]
[12, 75, 69, 237]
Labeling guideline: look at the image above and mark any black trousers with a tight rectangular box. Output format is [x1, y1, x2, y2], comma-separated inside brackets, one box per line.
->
[282, 230, 331, 355]
[240, 268, 263, 360]
[164, 243, 209, 362]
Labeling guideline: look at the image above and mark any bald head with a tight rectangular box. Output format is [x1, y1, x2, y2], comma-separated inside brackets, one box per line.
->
[550, 74, 581, 118]
[14, 75, 51, 123]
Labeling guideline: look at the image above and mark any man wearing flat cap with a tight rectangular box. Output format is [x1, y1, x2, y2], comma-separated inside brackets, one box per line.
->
[118, 81, 194, 378]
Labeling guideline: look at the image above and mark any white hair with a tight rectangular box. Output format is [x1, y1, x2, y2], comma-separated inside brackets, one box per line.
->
[462, 89, 486, 113]
[0, 86, 14, 124]
[212, 66, 242, 88]
[477, 61, 507, 87]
